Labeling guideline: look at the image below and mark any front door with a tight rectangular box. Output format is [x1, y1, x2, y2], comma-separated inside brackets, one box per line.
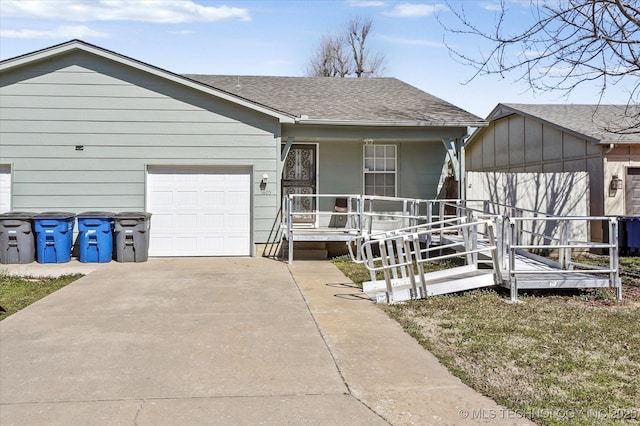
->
[283, 144, 317, 223]
[626, 167, 640, 215]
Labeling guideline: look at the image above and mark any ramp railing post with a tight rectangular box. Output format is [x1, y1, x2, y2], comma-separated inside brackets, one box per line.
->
[486, 221, 503, 284]
[609, 218, 622, 300]
[558, 220, 567, 269]
[409, 233, 427, 297]
[379, 240, 393, 303]
[509, 218, 518, 302]
[402, 235, 419, 299]
[287, 195, 294, 264]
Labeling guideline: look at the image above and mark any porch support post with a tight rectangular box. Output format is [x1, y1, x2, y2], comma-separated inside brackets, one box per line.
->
[459, 137, 466, 200]
[442, 138, 466, 200]
[281, 136, 294, 162]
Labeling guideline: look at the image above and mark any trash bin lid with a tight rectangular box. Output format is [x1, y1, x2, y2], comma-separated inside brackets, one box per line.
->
[33, 211, 76, 219]
[114, 212, 152, 219]
[77, 211, 115, 219]
[0, 211, 36, 219]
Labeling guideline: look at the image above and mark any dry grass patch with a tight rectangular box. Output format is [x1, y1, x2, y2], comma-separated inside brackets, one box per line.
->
[0, 272, 82, 319]
[334, 257, 640, 425]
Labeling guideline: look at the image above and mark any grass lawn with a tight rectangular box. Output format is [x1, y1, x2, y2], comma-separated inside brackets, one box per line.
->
[333, 256, 640, 426]
[0, 273, 83, 320]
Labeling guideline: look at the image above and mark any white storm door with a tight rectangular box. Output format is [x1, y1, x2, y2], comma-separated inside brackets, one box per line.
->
[147, 167, 251, 256]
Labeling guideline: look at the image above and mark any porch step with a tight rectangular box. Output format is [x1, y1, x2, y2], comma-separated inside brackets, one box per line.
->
[287, 249, 329, 260]
[280, 242, 329, 260]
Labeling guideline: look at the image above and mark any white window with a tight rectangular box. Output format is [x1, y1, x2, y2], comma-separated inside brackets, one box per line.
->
[363, 145, 396, 196]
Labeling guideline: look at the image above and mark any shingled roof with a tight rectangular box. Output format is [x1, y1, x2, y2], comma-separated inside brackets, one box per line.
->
[184, 75, 485, 126]
[494, 103, 640, 144]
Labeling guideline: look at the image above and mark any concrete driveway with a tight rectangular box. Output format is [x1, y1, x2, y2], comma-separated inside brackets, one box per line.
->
[0, 258, 528, 425]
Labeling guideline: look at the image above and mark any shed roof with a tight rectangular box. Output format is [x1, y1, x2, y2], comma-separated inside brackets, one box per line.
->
[185, 75, 485, 126]
[491, 103, 640, 144]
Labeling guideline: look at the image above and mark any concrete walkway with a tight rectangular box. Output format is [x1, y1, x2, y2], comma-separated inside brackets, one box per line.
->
[0, 258, 530, 425]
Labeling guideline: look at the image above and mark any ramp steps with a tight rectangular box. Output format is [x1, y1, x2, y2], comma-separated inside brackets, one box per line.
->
[364, 266, 497, 303]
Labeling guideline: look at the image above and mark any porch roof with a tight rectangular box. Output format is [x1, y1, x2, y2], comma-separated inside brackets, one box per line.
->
[184, 75, 486, 127]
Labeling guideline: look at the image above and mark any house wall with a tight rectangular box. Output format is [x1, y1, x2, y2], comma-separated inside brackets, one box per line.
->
[316, 140, 448, 200]
[0, 51, 281, 244]
[604, 144, 640, 216]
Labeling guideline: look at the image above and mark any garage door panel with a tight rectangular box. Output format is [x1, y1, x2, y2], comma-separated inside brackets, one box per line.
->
[203, 213, 225, 228]
[147, 167, 251, 256]
[228, 214, 249, 228]
[203, 236, 224, 251]
[176, 191, 198, 205]
[149, 191, 173, 206]
[203, 191, 225, 206]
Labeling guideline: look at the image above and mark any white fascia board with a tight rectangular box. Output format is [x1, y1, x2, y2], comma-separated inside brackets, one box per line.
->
[295, 118, 488, 127]
[0, 40, 295, 124]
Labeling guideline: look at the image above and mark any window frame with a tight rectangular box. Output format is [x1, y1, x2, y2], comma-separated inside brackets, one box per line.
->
[363, 144, 397, 197]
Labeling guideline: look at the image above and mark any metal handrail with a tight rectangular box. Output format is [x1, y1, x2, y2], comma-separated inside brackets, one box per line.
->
[506, 216, 621, 301]
[282, 194, 622, 302]
[353, 217, 501, 303]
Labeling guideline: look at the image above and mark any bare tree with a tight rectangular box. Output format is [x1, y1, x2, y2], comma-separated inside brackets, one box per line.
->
[307, 16, 387, 78]
[346, 16, 387, 77]
[439, 0, 640, 131]
[306, 34, 351, 77]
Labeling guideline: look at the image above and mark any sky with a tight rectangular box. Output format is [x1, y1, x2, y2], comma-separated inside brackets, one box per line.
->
[0, 0, 633, 118]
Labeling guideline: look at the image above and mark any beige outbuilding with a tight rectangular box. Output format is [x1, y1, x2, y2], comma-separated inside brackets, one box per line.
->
[466, 103, 640, 240]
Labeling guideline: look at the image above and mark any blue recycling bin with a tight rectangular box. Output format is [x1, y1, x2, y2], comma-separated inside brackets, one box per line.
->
[626, 217, 640, 254]
[77, 211, 114, 263]
[33, 212, 75, 263]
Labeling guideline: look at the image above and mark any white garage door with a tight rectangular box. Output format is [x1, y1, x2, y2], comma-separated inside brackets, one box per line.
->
[147, 167, 251, 256]
[0, 165, 10, 213]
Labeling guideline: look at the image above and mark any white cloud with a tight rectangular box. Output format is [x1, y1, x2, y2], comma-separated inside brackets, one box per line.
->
[347, 0, 385, 7]
[379, 35, 444, 47]
[0, 0, 251, 23]
[0, 24, 108, 39]
[480, 2, 503, 11]
[481, 0, 532, 11]
[169, 29, 196, 35]
[384, 3, 447, 18]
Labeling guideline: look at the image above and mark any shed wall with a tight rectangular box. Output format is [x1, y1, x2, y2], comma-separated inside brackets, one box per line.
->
[466, 114, 604, 217]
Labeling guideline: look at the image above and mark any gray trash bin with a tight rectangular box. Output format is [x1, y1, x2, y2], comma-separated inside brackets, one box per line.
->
[0, 212, 36, 264]
[114, 212, 151, 262]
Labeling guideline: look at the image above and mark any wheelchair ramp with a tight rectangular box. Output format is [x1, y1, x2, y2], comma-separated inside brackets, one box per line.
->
[363, 265, 497, 303]
[352, 217, 503, 304]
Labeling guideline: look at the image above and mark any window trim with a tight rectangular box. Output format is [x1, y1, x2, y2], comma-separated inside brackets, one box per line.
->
[363, 144, 397, 197]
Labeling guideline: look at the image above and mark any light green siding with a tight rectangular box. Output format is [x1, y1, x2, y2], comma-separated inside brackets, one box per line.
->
[399, 142, 449, 199]
[0, 51, 280, 243]
[317, 140, 448, 200]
